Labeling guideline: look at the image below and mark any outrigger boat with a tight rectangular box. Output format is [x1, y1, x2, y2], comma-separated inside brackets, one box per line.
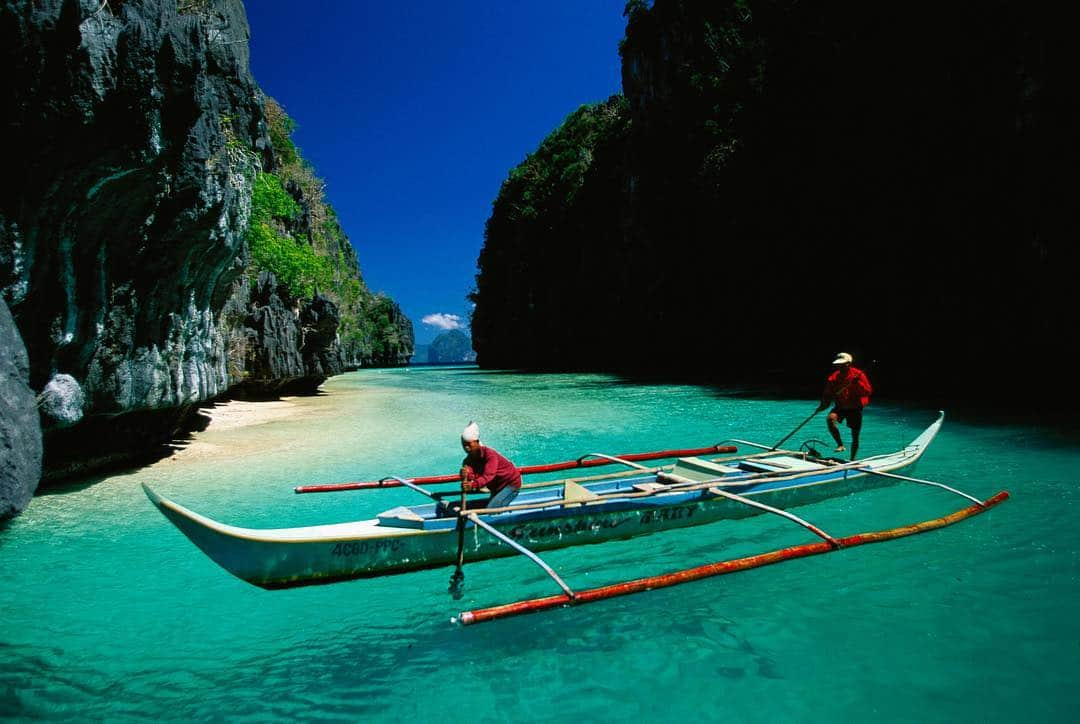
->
[144, 412, 1008, 624]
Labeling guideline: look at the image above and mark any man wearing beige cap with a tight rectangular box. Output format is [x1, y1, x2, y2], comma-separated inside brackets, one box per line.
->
[816, 352, 873, 459]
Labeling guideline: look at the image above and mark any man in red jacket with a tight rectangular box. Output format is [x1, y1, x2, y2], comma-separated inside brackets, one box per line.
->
[816, 352, 873, 459]
[459, 421, 522, 509]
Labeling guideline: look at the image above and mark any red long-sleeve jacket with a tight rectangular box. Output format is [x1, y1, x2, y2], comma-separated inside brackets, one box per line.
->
[461, 446, 522, 494]
[823, 366, 872, 410]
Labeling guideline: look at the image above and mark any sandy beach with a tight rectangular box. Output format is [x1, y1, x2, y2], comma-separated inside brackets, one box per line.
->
[159, 396, 315, 464]
[192, 398, 303, 430]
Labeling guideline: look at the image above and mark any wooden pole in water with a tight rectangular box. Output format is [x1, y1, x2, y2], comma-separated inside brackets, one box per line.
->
[456, 490, 1009, 626]
[450, 484, 468, 592]
[771, 407, 823, 451]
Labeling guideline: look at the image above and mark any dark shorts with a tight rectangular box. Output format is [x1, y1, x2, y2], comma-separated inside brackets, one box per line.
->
[832, 407, 863, 431]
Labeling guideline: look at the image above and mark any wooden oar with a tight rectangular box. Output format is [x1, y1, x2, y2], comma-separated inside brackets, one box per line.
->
[771, 407, 823, 450]
[294, 444, 738, 494]
[449, 484, 468, 597]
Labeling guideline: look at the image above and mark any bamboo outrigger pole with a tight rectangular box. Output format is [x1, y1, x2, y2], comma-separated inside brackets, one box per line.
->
[294, 444, 738, 493]
[456, 491, 1009, 625]
[706, 486, 838, 546]
[468, 514, 575, 598]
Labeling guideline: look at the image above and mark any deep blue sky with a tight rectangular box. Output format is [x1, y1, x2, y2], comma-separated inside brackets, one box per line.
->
[245, 2, 628, 345]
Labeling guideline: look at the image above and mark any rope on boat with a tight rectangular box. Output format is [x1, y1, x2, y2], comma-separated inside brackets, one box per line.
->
[455, 490, 1010, 625]
[467, 513, 575, 599]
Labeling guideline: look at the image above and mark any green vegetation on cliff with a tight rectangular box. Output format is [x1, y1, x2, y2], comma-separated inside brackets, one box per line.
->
[472, 96, 630, 368]
[248, 172, 332, 299]
[252, 96, 413, 366]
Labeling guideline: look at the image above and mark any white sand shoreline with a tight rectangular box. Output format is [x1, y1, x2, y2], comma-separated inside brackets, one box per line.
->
[193, 397, 303, 430]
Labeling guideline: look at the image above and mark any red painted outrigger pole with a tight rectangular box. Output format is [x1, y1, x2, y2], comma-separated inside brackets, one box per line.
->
[294, 444, 738, 494]
[456, 491, 1010, 626]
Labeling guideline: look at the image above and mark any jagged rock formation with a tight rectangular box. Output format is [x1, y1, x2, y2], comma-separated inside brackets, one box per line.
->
[427, 330, 476, 364]
[472, 1, 1076, 405]
[352, 296, 413, 368]
[259, 97, 414, 370]
[236, 271, 341, 396]
[0, 0, 412, 487]
[1, 299, 42, 519]
[2, 0, 263, 413]
[1, 0, 264, 477]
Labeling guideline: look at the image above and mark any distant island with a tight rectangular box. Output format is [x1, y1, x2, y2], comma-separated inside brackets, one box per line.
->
[417, 330, 476, 364]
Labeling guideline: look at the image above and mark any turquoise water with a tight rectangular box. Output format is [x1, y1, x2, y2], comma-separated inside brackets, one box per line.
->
[1, 368, 1077, 722]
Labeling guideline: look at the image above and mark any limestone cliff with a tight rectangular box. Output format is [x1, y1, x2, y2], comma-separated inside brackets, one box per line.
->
[2, 0, 262, 416]
[472, 0, 1076, 405]
[0, 0, 412, 488]
[1, 299, 42, 517]
[427, 330, 476, 364]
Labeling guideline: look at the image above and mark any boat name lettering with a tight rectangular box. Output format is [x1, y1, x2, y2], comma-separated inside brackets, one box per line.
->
[331, 540, 402, 557]
[639, 506, 696, 525]
[509, 517, 632, 541]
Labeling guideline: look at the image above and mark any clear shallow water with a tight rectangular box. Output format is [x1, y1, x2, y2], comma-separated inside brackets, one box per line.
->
[1, 367, 1077, 722]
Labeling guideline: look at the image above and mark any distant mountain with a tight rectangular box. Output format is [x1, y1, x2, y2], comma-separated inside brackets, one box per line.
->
[427, 330, 476, 364]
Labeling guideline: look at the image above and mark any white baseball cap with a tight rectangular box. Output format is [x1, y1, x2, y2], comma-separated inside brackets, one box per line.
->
[832, 352, 853, 365]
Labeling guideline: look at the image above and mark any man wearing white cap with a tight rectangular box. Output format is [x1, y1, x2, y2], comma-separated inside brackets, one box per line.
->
[816, 352, 873, 459]
[458, 421, 522, 509]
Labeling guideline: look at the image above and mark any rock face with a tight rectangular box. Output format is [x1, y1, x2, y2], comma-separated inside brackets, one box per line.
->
[2, 0, 264, 410]
[237, 272, 342, 396]
[37, 373, 86, 428]
[472, 1, 1077, 405]
[427, 330, 476, 364]
[1, 299, 42, 519]
[2, 0, 264, 477]
[0, 1, 401, 487]
[341, 295, 414, 369]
